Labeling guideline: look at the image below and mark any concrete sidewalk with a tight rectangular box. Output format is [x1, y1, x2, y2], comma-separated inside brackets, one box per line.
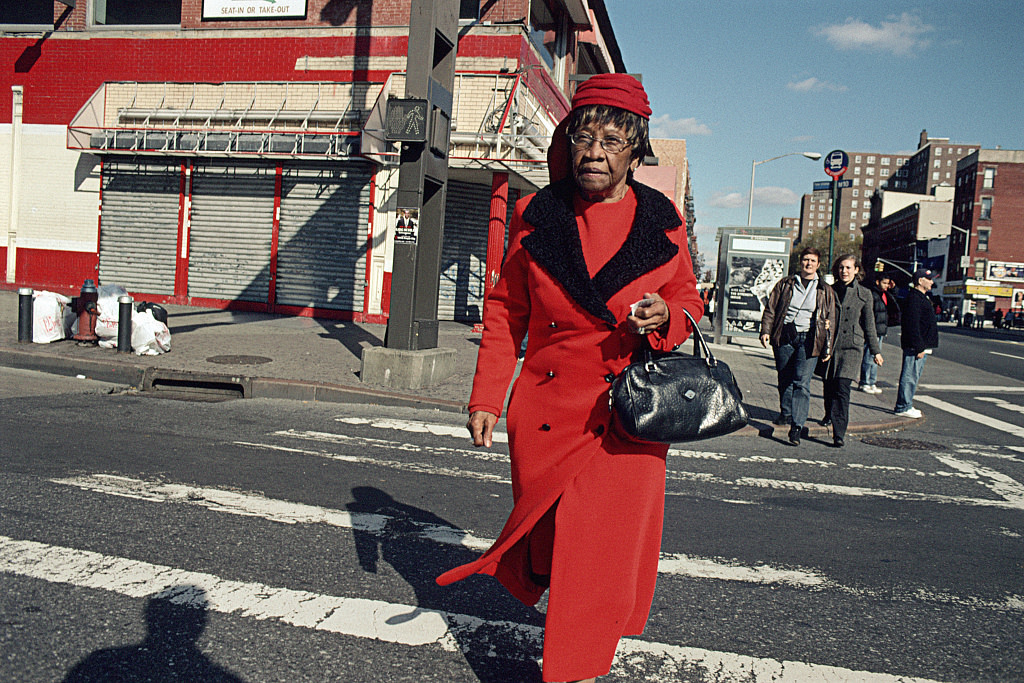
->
[0, 289, 912, 438]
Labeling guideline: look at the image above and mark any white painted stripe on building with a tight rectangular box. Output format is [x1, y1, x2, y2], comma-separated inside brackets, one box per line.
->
[49, 475, 1024, 612]
[0, 535, 946, 682]
[914, 395, 1024, 439]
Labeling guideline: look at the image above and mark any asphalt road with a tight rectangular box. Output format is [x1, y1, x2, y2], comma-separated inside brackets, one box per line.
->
[1, 357, 1022, 682]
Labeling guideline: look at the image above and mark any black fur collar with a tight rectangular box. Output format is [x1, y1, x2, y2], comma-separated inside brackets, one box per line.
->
[520, 178, 681, 326]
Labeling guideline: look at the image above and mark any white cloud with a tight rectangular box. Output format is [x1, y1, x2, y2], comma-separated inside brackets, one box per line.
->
[814, 13, 933, 56]
[649, 114, 712, 138]
[708, 191, 745, 209]
[753, 186, 801, 206]
[787, 77, 848, 93]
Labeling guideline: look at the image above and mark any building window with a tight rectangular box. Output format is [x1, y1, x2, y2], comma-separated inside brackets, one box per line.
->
[933, 159, 941, 168]
[1, 1, 53, 26]
[983, 167, 995, 189]
[977, 229, 990, 251]
[851, 200, 858, 209]
[932, 171, 939, 181]
[882, 157, 891, 166]
[855, 155, 862, 163]
[936, 148, 943, 156]
[853, 178, 860, 186]
[866, 167, 874, 175]
[862, 212, 870, 219]
[850, 211, 857, 219]
[95, 0, 182, 25]
[852, 189, 859, 197]
[867, 156, 875, 163]
[460, 0, 481, 19]
[980, 197, 992, 220]
[866, 178, 874, 186]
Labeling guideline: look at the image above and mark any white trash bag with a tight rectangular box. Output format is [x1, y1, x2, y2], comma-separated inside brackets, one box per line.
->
[32, 291, 72, 343]
[131, 308, 172, 356]
[94, 284, 129, 340]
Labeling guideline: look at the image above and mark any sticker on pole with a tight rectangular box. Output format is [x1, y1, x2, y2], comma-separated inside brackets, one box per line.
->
[394, 208, 419, 244]
[824, 149, 848, 178]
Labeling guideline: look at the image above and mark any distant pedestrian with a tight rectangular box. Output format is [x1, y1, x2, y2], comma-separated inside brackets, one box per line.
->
[819, 255, 882, 447]
[760, 247, 837, 446]
[858, 272, 896, 394]
[894, 268, 938, 418]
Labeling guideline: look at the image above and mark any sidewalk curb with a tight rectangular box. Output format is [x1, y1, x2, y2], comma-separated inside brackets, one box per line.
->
[0, 347, 467, 413]
[0, 345, 911, 431]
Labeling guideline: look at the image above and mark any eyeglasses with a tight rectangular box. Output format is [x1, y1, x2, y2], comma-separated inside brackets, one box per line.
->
[568, 133, 631, 154]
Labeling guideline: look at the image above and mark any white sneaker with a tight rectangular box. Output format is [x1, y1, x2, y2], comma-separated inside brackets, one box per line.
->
[860, 384, 881, 394]
[868, 385, 883, 394]
[894, 407, 922, 418]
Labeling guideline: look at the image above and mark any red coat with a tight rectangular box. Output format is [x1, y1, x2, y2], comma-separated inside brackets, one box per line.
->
[437, 180, 703, 681]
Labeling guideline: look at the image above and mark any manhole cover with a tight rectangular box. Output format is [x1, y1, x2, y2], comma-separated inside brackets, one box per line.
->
[206, 355, 273, 365]
[860, 436, 946, 451]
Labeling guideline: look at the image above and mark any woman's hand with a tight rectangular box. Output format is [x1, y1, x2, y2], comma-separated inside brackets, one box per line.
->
[873, 353, 884, 366]
[628, 292, 670, 334]
[467, 410, 499, 447]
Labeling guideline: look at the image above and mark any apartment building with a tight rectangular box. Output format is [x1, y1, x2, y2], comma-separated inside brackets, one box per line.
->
[797, 130, 978, 246]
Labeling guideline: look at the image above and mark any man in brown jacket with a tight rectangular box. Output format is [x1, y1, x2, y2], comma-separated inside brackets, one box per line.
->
[760, 247, 837, 445]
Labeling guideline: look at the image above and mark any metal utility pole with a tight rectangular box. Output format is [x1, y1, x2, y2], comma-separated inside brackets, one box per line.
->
[384, 0, 458, 351]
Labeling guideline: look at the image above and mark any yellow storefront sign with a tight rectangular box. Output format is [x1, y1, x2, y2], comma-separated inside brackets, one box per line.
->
[966, 284, 1013, 297]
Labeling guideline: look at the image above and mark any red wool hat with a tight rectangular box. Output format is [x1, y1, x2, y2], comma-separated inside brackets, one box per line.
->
[547, 73, 651, 183]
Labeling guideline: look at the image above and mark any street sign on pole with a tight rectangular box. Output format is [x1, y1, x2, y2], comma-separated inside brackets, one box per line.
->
[813, 181, 832, 191]
[824, 149, 848, 178]
[836, 178, 853, 188]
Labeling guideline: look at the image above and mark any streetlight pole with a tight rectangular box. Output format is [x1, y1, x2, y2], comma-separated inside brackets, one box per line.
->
[747, 151, 822, 226]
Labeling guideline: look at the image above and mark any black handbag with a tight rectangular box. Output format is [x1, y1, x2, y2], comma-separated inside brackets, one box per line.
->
[610, 309, 748, 443]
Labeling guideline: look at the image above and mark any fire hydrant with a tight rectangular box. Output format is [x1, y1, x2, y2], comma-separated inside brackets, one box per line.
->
[73, 279, 99, 342]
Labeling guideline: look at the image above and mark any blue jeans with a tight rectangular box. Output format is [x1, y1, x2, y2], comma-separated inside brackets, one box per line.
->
[859, 338, 882, 386]
[773, 332, 817, 428]
[895, 350, 927, 412]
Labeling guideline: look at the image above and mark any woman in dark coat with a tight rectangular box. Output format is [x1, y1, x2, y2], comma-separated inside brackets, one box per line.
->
[820, 255, 883, 447]
[858, 272, 894, 393]
[436, 75, 703, 682]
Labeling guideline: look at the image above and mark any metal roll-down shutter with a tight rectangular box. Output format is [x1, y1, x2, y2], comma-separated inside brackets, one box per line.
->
[188, 163, 276, 302]
[99, 160, 181, 295]
[276, 163, 372, 311]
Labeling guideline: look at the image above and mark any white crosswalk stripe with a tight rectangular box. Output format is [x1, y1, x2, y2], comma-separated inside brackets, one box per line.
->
[7, 416, 1023, 681]
[0, 536, 944, 683]
[914, 395, 1024, 439]
[235, 423, 1024, 512]
[50, 474, 1024, 613]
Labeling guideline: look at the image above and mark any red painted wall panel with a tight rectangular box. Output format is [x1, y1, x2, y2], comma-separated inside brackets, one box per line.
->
[13, 248, 99, 296]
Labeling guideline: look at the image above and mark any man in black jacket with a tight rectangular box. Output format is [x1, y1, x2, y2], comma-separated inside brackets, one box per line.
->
[894, 268, 939, 418]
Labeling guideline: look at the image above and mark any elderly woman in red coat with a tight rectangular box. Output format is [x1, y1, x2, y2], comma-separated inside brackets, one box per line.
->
[436, 74, 703, 682]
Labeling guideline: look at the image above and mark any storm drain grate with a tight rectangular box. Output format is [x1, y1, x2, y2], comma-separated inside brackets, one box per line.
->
[860, 436, 947, 451]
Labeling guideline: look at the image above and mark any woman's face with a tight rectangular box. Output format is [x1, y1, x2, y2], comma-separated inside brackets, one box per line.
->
[837, 258, 859, 285]
[570, 121, 638, 203]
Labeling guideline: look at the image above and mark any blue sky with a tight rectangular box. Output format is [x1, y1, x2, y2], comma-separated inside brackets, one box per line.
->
[603, 1, 1024, 262]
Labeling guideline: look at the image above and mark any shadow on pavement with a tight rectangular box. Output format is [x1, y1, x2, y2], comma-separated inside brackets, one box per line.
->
[348, 486, 544, 683]
[62, 586, 245, 682]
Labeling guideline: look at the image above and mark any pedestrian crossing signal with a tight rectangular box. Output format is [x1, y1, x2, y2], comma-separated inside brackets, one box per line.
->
[385, 98, 429, 143]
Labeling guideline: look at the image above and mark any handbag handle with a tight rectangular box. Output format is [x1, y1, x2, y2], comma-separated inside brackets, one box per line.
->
[642, 307, 718, 369]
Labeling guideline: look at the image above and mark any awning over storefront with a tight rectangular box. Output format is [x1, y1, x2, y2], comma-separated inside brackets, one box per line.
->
[68, 81, 371, 160]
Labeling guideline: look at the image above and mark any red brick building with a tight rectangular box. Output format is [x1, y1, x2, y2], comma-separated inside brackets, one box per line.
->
[2, 0, 625, 322]
[945, 148, 1024, 317]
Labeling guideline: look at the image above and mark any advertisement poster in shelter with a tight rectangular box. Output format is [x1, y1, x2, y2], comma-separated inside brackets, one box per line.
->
[718, 234, 790, 338]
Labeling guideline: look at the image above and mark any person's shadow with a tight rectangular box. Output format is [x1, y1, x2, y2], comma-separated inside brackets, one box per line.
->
[348, 486, 545, 682]
[62, 586, 245, 682]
